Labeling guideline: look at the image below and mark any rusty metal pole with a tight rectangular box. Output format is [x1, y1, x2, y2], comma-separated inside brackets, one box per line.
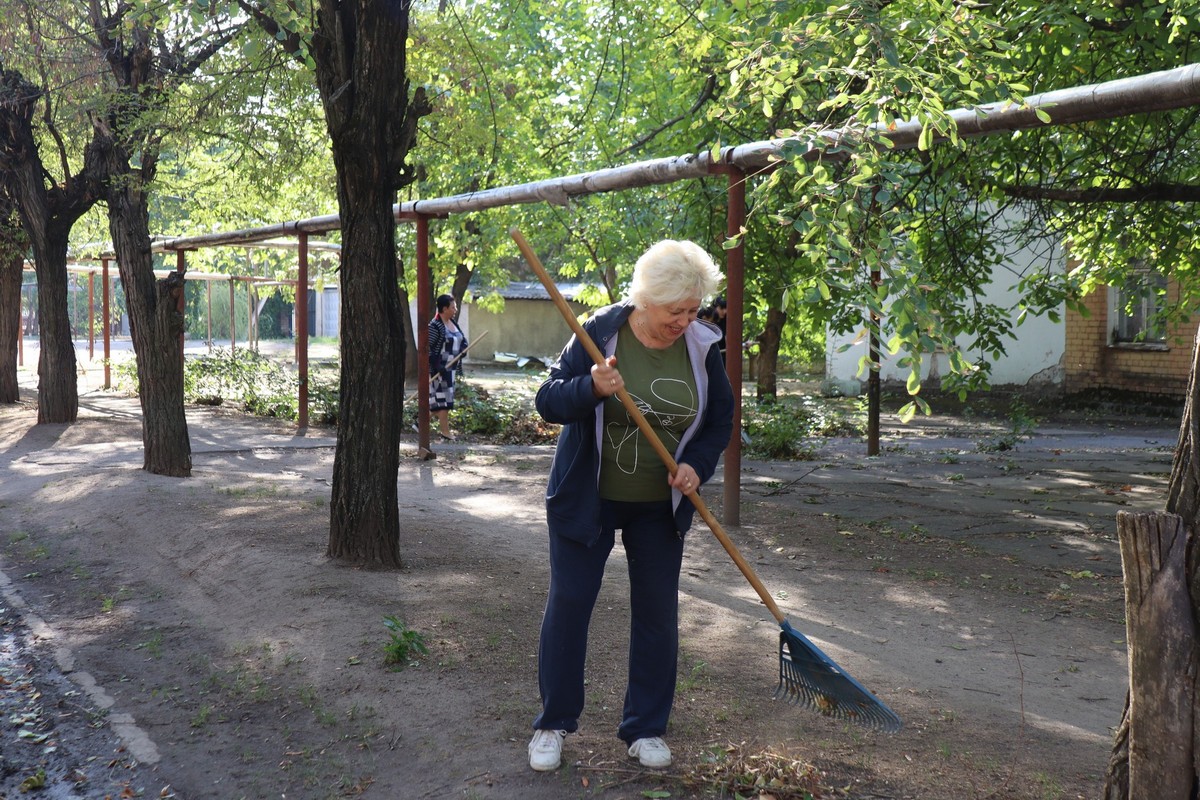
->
[229, 278, 236, 354]
[296, 232, 310, 430]
[723, 165, 747, 527]
[206, 281, 212, 351]
[247, 281, 255, 351]
[416, 215, 432, 454]
[87, 272, 95, 361]
[102, 258, 111, 389]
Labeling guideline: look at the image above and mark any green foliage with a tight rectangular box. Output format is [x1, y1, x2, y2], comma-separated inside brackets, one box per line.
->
[22, 0, 1200, 427]
[711, 0, 1029, 403]
[183, 349, 297, 418]
[112, 348, 339, 424]
[703, 0, 1200, 407]
[381, 616, 428, 670]
[743, 396, 864, 461]
[401, 1, 728, 309]
[442, 381, 559, 445]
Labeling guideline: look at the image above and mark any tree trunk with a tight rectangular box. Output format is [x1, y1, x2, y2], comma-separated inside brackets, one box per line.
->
[30, 234, 78, 423]
[1108, 511, 1198, 800]
[90, 120, 191, 476]
[1102, 698, 1130, 800]
[326, 172, 404, 566]
[0, 66, 101, 424]
[0, 249, 20, 403]
[1104, 322, 1200, 798]
[755, 306, 785, 401]
[108, 186, 191, 476]
[315, 0, 429, 567]
[0, 186, 24, 403]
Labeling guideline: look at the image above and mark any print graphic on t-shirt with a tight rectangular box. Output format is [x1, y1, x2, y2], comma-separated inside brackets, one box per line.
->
[605, 377, 698, 475]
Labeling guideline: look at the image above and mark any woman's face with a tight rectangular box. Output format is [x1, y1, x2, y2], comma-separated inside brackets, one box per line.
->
[640, 296, 701, 347]
[440, 300, 457, 320]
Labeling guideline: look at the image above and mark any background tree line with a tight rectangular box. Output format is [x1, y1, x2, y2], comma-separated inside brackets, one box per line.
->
[1, 0, 1199, 565]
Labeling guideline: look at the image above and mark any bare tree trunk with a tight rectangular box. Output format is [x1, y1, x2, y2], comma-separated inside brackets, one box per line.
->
[1166, 325, 1200, 522]
[1110, 512, 1198, 800]
[0, 248, 20, 403]
[311, 0, 430, 567]
[100, 145, 191, 476]
[327, 185, 404, 565]
[1104, 323, 1200, 799]
[0, 184, 24, 403]
[755, 306, 785, 401]
[0, 66, 102, 424]
[1102, 698, 1130, 800]
[30, 240, 77, 423]
[104, 167, 191, 476]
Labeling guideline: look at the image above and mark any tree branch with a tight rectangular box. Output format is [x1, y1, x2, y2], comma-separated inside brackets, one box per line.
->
[1000, 183, 1200, 203]
[615, 74, 716, 158]
[236, 0, 306, 62]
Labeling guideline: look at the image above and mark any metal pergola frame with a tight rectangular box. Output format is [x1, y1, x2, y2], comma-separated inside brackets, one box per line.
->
[76, 63, 1200, 525]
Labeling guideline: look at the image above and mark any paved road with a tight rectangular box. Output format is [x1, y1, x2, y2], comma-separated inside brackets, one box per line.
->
[738, 413, 1177, 577]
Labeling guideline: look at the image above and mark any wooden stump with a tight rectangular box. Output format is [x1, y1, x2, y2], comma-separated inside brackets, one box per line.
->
[1107, 510, 1199, 800]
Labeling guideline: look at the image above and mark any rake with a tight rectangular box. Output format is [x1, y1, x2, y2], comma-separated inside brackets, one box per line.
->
[511, 228, 902, 734]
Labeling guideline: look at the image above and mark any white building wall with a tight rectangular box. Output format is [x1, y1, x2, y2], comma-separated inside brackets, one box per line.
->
[827, 228, 1066, 391]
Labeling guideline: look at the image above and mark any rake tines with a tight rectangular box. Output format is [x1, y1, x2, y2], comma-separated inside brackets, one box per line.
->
[776, 622, 902, 734]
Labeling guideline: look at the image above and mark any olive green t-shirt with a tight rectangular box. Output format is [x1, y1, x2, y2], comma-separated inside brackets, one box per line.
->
[599, 324, 698, 502]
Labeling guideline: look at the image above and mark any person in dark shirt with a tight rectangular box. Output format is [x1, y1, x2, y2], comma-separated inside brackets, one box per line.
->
[527, 240, 733, 773]
[698, 296, 727, 356]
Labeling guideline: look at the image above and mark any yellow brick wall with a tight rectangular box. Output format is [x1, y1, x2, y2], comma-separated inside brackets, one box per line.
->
[1064, 279, 1197, 398]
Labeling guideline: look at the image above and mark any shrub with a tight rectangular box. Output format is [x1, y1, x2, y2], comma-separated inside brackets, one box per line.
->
[184, 349, 298, 419]
[743, 395, 864, 460]
[382, 616, 428, 670]
[446, 381, 559, 445]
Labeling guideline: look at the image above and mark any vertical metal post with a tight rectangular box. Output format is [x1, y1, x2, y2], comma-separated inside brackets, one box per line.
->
[416, 215, 432, 453]
[87, 272, 95, 361]
[247, 281, 254, 350]
[102, 258, 111, 389]
[229, 278, 236, 353]
[296, 233, 310, 430]
[206, 281, 212, 351]
[723, 166, 747, 527]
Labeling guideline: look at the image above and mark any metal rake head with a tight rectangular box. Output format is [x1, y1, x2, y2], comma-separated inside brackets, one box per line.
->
[775, 623, 902, 734]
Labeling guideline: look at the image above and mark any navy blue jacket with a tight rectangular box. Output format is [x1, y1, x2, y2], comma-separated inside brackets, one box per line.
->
[536, 301, 734, 546]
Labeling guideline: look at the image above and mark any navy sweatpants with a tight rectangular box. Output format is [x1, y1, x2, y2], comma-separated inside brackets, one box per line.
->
[533, 499, 685, 744]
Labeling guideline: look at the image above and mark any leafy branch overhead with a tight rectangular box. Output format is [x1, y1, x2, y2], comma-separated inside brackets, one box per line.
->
[703, 0, 1200, 413]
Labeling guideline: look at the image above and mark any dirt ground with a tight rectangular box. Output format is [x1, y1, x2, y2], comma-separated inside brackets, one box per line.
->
[0, 373, 1177, 799]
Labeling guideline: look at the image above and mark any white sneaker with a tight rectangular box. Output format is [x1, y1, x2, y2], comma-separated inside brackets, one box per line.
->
[628, 736, 672, 768]
[528, 729, 566, 771]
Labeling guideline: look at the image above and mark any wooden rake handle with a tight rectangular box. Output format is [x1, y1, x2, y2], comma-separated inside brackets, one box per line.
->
[510, 227, 787, 626]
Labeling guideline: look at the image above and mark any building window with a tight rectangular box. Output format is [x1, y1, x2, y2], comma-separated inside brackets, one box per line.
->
[1110, 272, 1168, 345]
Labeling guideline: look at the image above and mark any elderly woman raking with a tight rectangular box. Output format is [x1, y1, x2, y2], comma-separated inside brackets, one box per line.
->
[525, 239, 734, 772]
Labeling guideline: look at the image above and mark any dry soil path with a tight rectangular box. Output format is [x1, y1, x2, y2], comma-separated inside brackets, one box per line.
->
[0, 385, 1172, 799]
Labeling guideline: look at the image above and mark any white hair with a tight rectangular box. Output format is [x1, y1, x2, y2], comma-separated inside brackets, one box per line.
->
[628, 240, 722, 308]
